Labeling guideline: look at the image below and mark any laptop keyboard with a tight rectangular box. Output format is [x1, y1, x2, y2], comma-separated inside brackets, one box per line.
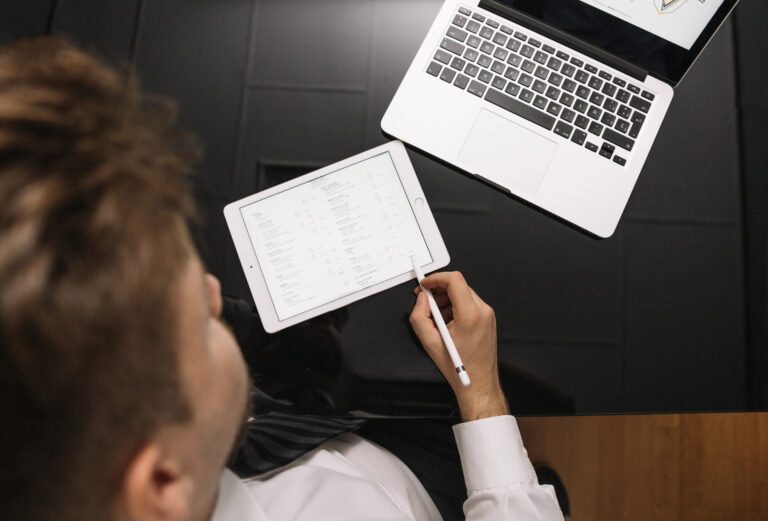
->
[426, 6, 657, 167]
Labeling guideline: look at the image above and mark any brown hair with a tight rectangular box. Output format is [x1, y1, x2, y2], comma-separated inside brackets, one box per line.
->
[0, 37, 199, 521]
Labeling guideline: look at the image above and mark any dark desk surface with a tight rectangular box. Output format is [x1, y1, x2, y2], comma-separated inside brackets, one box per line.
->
[16, 0, 764, 416]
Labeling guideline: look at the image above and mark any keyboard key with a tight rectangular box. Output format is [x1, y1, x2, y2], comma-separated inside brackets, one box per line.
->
[545, 85, 560, 100]
[588, 121, 603, 135]
[603, 127, 634, 151]
[601, 113, 616, 127]
[507, 54, 522, 67]
[467, 35, 481, 48]
[492, 76, 506, 90]
[612, 77, 626, 87]
[521, 60, 536, 73]
[563, 79, 577, 93]
[615, 118, 630, 134]
[514, 31, 527, 41]
[560, 93, 575, 107]
[576, 85, 590, 99]
[599, 142, 615, 159]
[602, 83, 617, 97]
[604, 99, 618, 113]
[451, 56, 467, 71]
[557, 50, 570, 60]
[575, 70, 589, 84]
[504, 67, 519, 81]
[459, 7, 471, 15]
[505, 82, 520, 96]
[434, 49, 452, 64]
[520, 89, 534, 103]
[480, 41, 494, 54]
[534, 51, 548, 64]
[466, 21, 481, 34]
[448, 26, 469, 42]
[467, 80, 486, 97]
[501, 25, 514, 35]
[440, 68, 456, 82]
[613, 156, 626, 166]
[478, 70, 493, 83]
[570, 57, 584, 67]
[554, 120, 573, 139]
[533, 94, 548, 109]
[534, 66, 549, 79]
[533, 79, 547, 93]
[585, 142, 599, 152]
[441, 38, 465, 55]
[641, 90, 655, 101]
[464, 64, 479, 77]
[519, 74, 533, 87]
[547, 57, 562, 70]
[479, 26, 494, 39]
[617, 104, 632, 119]
[464, 49, 479, 62]
[546, 102, 562, 117]
[587, 105, 602, 120]
[549, 73, 563, 86]
[585, 64, 598, 74]
[574, 100, 588, 114]
[561, 108, 576, 122]
[629, 95, 651, 113]
[561, 64, 576, 78]
[493, 48, 508, 61]
[588, 76, 603, 90]
[492, 32, 507, 45]
[478, 55, 492, 68]
[427, 61, 441, 76]
[627, 84, 641, 94]
[616, 89, 631, 103]
[589, 92, 604, 106]
[543, 44, 556, 54]
[529, 38, 542, 48]
[472, 13, 485, 22]
[575, 115, 590, 129]
[491, 60, 505, 74]
[506, 39, 521, 52]
[521, 44, 534, 58]
[629, 112, 645, 138]
[484, 88, 556, 130]
[572, 129, 587, 145]
[486, 18, 499, 29]
[454, 74, 470, 89]
[599, 70, 612, 81]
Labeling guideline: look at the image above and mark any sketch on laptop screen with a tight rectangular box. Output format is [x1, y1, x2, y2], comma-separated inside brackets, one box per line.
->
[576, 0, 725, 49]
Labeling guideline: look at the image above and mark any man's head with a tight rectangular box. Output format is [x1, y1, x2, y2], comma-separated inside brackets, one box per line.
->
[0, 38, 249, 521]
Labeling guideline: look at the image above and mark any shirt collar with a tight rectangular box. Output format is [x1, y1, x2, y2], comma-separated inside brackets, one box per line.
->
[210, 469, 270, 521]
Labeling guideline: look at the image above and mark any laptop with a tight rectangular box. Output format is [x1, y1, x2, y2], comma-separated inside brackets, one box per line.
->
[382, 0, 740, 238]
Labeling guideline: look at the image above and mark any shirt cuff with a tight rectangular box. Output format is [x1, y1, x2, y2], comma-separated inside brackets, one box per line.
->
[452, 415, 537, 492]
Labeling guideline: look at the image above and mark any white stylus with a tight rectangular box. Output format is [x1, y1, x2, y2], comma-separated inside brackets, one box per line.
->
[411, 257, 471, 387]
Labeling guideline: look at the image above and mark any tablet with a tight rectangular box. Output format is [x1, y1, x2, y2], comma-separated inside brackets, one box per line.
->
[224, 141, 450, 332]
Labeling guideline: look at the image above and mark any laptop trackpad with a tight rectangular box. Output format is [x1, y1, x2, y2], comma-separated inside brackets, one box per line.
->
[458, 110, 557, 197]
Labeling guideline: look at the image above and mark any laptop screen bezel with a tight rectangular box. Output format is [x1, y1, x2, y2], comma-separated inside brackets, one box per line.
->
[481, 0, 740, 87]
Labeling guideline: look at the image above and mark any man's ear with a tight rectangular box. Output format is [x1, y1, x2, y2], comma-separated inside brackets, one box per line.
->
[121, 443, 191, 521]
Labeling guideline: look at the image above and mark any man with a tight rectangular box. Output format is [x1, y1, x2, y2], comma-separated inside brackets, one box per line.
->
[0, 38, 563, 521]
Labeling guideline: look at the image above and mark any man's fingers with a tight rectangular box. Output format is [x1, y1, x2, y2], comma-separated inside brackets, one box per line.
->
[409, 292, 442, 345]
[414, 286, 451, 308]
[419, 272, 475, 316]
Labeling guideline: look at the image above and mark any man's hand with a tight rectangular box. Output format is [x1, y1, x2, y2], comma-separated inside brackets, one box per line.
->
[409, 271, 509, 422]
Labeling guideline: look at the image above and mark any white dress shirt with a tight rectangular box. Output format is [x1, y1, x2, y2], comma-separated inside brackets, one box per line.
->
[210, 415, 564, 521]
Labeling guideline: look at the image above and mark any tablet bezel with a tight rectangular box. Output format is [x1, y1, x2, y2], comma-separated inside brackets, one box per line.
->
[224, 140, 450, 333]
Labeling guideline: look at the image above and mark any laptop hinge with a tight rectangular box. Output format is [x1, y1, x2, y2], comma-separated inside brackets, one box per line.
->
[479, 0, 648, 82]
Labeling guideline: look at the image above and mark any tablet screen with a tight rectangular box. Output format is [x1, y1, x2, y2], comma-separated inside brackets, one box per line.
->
[240, 152, 433, 321]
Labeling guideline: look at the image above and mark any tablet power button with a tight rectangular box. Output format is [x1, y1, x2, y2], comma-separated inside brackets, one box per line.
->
[414, 197, 425, 208]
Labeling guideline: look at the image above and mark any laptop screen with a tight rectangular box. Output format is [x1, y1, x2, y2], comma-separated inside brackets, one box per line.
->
[485, 0, 738, 84]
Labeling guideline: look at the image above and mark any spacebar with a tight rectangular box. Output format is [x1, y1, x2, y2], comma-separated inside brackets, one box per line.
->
[484, 89, 556, 131]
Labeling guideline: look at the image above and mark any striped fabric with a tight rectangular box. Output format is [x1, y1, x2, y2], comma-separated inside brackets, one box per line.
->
[230, 411, 368, 476]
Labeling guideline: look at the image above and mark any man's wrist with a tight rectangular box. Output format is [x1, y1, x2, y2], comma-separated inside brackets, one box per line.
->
[456, 385, 509, 422]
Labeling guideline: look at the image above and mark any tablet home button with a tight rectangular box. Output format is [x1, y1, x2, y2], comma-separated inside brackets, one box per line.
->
[414, 197, 425, 207]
